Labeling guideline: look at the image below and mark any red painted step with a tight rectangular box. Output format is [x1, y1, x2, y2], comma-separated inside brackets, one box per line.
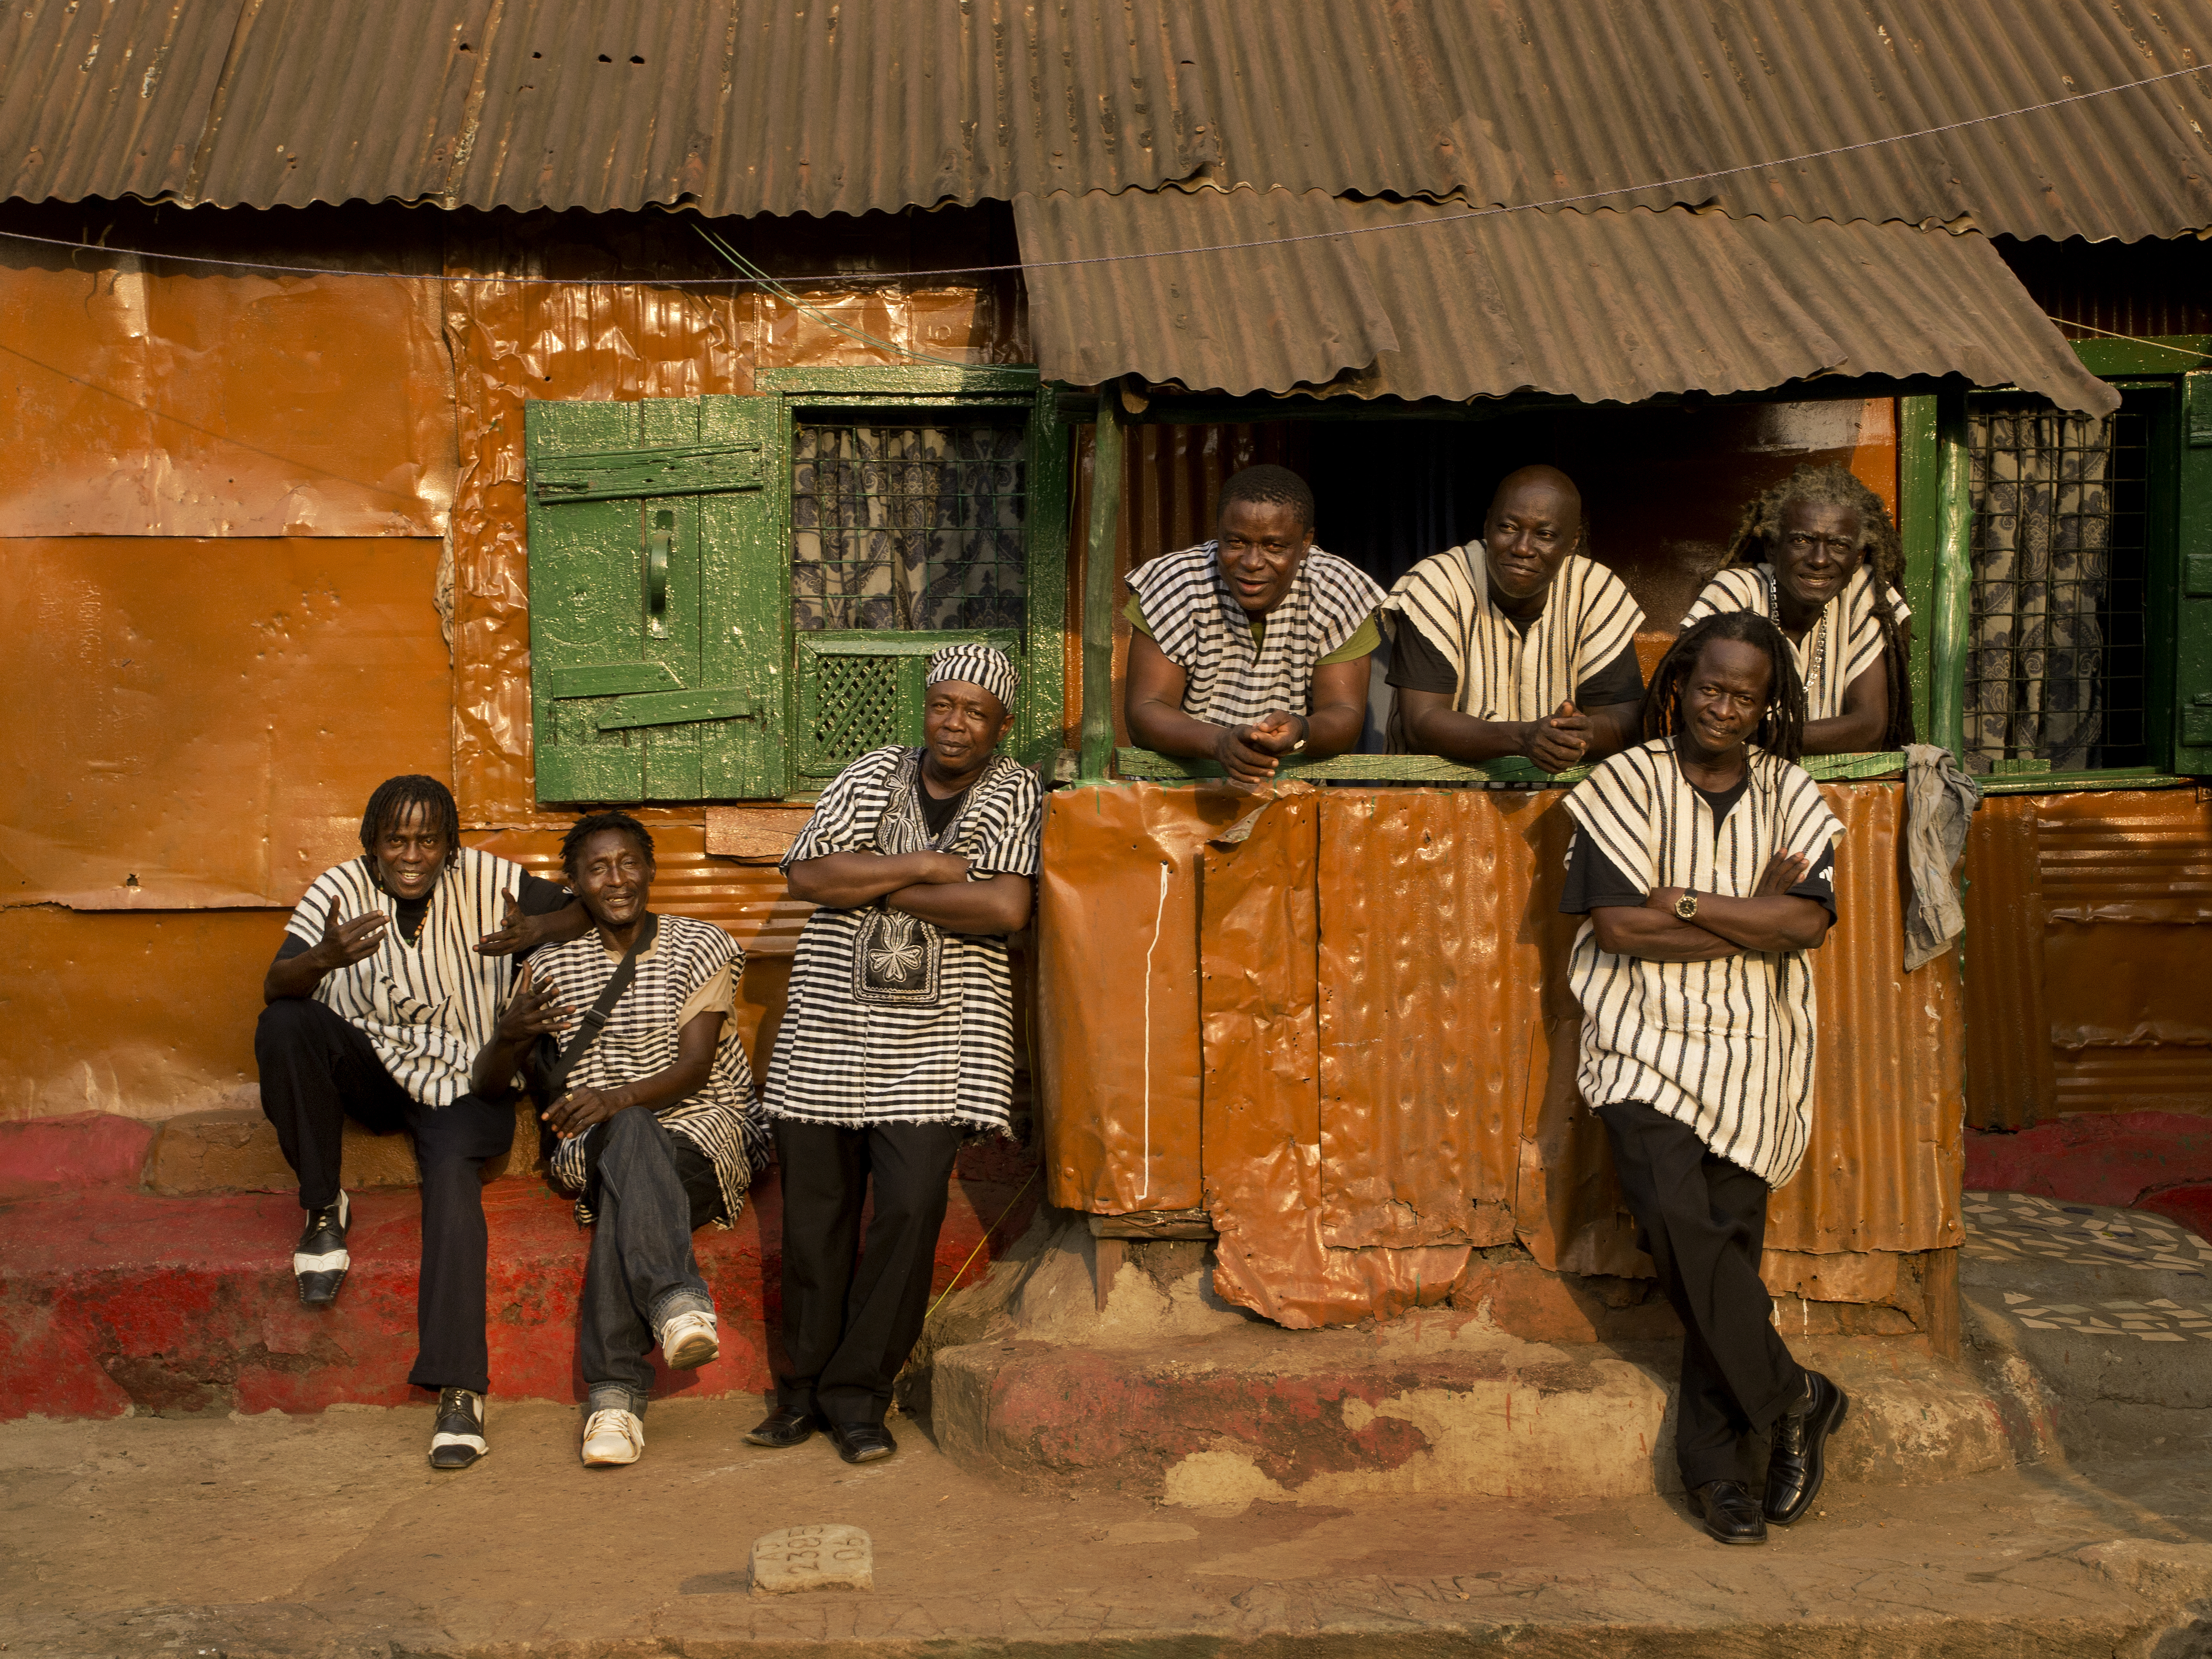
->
[0, 1151, 1039, 1421]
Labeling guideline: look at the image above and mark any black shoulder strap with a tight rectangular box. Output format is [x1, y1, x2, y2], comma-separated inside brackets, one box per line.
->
[546, 912, 657, 1098]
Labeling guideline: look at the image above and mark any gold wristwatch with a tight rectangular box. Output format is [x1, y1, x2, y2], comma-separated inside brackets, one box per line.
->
[1674, 889, 1700, 921]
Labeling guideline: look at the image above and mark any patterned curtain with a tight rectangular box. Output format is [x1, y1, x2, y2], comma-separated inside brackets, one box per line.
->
[791, 423, 1027, 632]
[1965, 407, 2112, 773]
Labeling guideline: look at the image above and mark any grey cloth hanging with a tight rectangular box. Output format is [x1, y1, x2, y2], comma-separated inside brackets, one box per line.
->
[1902, 744, 1982, 972]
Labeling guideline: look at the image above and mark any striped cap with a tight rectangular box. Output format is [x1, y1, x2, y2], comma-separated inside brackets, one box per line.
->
[925, 643, 1019, 714]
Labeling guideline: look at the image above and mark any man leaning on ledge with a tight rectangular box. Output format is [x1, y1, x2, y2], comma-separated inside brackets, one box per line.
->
[1122, 464, 1385, 788]
[256, 775, 588, 1471]
[1382, 464, 1646, 772]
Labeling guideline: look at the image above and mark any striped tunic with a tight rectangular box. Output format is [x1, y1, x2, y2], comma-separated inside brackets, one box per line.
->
[1680, 565, 1910, 721]
[534, 914, 769, 1228]
[1127, 542, 1386, 725]
[766, 747, 1042, 1133]
[285, 849, 529, 1108]
[1563, 740, 1844, 1188]
[1382, 547, 1644, 720]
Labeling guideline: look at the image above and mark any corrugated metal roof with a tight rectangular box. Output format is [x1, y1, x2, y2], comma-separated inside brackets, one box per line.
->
[1016, 187, 2120, 413]
[8, 1, 2211, 238]
[1184, 0, 2212, 243]
[1, 0, 1214, 215]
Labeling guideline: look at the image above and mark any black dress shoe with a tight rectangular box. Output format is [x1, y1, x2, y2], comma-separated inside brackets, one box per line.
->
[1692, 1480, 1768, 1545]
[428, 1387, 487, 1471]
[293, 1191, 351, 1307]
[745, 1405, 817, 1449]
[828, 1421, 896, 1465]
[1764, 1370, 1848, 1526]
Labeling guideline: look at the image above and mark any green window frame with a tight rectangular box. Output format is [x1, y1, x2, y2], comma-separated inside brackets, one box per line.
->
[523, 367, 1069, 805]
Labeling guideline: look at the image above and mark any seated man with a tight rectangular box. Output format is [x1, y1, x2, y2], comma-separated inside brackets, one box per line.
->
[1680, 464, 1913, 754]
[1124, 464, 1386, 787]
[1382, 465, 1645, 771]
[1560, 612, 1850, 1546]
[750, 645, 1042, 1465]
[472, 810, 769, 1469]
[257, 774, 586, 1470]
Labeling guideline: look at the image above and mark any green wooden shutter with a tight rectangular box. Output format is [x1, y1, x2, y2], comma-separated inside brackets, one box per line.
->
[792, 629, 1026, 787]
[524, 395, 785, 802]
[2176, 375, 2212, 772]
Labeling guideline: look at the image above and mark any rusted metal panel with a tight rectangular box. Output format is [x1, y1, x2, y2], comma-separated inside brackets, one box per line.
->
[0, 537, 449, 911]
[1017, 190, 2117, 415]
[1961, 794, 2051, 1131]
[1964, 789, 2212, 1128]
[0, 210, 454, 537]
[2, 0, 1210, 217]
[1315, 791, 1539, 1251]
[441, 213, 1026, 822]
[1045, 780, 1961, 1327]
[1767, 784, 1964, 1256]
[1035, 783, 1249, 1214]
[1180, 0, 2212, 242]
[1199, 791, 1468, 1328]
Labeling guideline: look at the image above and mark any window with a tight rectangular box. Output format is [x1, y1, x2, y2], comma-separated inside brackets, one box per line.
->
[1964, 394, 2156, 773]
[522, 368, 1066, 804]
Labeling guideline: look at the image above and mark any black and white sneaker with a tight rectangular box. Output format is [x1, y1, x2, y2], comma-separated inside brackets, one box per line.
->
[428, 1387, 488, 1470]
[293, 1191, 351, 1306]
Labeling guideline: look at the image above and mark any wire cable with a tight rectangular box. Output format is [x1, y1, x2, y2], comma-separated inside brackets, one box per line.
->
[3, 58, 2208, 287]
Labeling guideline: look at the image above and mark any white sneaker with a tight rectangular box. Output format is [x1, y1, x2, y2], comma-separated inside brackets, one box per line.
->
[581, 1408, 644, 1466]
[658, 1308, 719, 1370]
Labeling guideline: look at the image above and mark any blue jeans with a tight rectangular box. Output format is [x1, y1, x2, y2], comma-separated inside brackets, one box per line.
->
[577, 1108, 720, 1417]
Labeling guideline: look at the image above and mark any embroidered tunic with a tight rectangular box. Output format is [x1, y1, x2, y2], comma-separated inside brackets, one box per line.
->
[1680, 565, 1910, 721]
[285, 848, 532, 1108]
[534, 914, 769, 1228]
[1382, 546, 1645, 721]
[766, 746, 1043, 1133]
[1126, 542, 1385, 725]
[1561, 739, 1844, 1187]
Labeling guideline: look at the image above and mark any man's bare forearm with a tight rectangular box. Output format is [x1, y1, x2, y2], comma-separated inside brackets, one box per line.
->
[1127, 696, 1229, 759]
[1593, 908, 1743, 962]
[1408, 706, 1532, 763]
[1672, 892, 1830, 953]
[788, 851, 948, 908]
[264, 950, 331, 1004]
[889, 874, 1032, 934]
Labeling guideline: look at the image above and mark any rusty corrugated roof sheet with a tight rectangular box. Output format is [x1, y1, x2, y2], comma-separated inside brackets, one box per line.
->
[0, 0, 1213, 215]
[1015, 187, 2121, 413]
[7, 0, 2211, 239]
[1183, 0, 2212, 243]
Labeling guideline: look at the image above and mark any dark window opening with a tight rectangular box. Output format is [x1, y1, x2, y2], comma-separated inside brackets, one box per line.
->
[1965, 395, 2151, 773]
[790, 416, 1027, 633]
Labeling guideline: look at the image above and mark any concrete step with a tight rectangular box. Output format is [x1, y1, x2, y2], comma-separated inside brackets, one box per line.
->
[914, 1213, 2057, 1506]
[0, 1150, 1040, 1421]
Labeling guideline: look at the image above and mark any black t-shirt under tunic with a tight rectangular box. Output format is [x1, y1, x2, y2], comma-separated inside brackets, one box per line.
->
[915, 774, 971, 840]
[1388, 610, 1647, 709]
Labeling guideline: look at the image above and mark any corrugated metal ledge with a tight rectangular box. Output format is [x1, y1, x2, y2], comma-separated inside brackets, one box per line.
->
[1017, 189, 2119, 415]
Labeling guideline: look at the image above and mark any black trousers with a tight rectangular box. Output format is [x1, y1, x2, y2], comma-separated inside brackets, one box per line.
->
[773, 1119, 963, 1427]
[1598, 1099, 1806, 1489]
[255, 998, 515, 1395]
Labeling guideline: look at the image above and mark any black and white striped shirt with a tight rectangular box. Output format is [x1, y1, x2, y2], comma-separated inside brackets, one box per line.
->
[1382, 547, 1644, 721]
[1681, 565, 1910, 721]
[765, 747, 1042, 1133]
[1127, 542, 1385, 725]
[1561, 740, 1844, 1187]
[285, 849, 529, 1108]
[534, 914, 769, 1227]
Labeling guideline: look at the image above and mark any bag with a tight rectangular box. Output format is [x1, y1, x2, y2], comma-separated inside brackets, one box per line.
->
[527, 913, 657, 1159]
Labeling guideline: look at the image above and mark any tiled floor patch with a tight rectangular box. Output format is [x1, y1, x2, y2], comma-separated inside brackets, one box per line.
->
[1967, 1190, 2212, 1339]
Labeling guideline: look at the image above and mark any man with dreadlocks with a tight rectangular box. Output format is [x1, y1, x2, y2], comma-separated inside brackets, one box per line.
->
[1559, 612, 1851, 1546]
[257, 774, 587, 1470]
[752, 644, 1042, 1467]
[1124, 464, 1386, 788]
[1680, 463, 1914, 755]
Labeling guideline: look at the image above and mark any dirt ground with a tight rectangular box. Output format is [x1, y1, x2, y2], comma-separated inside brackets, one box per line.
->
[6, 1397, 2212, 1657]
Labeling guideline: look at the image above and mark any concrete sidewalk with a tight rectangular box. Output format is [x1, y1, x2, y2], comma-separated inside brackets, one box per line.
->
[6, 1398, 2212, 1658]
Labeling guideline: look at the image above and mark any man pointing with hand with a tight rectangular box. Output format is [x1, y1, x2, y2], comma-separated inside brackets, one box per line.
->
[255, 774, 587, 1469]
